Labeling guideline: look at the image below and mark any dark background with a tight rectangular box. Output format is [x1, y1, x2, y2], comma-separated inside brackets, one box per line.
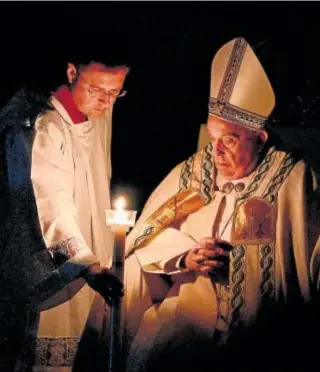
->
[1, 2, 320, 211]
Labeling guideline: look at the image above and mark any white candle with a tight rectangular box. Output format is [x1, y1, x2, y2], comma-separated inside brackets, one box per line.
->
[106, 197, 137, 230]
[105, 195, 137, 371]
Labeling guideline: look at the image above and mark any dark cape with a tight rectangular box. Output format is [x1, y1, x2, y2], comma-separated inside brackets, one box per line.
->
[0, 88, 74, 371]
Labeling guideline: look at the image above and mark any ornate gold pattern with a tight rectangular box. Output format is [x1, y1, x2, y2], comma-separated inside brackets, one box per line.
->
[209, 98, 267, 130]
[262, 152, 296, 203]
[132, 188, 205, 251]
[217, 37, 247, 103]
[179, 154, 194, 191]
[260, 244, 275, 306]
[232, 198, 276, 245]
[228, 150, 296, 329]
[230, 245, 246, 328]
[201, 142, 214, 204]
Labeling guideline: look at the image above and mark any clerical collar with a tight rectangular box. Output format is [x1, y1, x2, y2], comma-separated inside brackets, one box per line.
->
[52, 85, 88, 124]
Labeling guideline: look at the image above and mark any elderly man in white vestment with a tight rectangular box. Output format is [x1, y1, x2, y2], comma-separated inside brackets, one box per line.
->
[122, 37, 320, 371]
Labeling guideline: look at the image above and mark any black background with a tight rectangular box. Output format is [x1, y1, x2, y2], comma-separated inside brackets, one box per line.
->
[1, 2, 320, 211]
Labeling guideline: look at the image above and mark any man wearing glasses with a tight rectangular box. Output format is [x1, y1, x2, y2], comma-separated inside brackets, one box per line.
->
[0, 54, 129, 371]
[123, 37, 320, 371]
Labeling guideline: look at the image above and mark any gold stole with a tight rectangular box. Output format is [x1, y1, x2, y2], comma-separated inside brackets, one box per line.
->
[229, 151, 296, 328]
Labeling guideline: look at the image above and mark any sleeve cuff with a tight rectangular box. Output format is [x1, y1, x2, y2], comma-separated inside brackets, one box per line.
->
[47, 237, 99, 281]
[155, 253, 191, 275]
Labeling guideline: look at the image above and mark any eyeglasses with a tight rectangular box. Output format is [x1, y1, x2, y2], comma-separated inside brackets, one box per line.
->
[210, 133, 240, 150]
[82, 78, 127, 100]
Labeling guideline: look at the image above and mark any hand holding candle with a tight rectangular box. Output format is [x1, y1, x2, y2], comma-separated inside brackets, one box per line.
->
[83, 264, 124, 306]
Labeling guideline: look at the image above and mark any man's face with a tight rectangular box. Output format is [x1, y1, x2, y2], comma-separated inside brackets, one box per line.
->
[207, 115, 266, 180]
[67, 63, 129, 118]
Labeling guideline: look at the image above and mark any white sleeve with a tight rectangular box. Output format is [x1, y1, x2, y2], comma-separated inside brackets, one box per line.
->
[31, 115, 98, 281]
[156, 253, 190, 275]
[134, 228, 196, 274]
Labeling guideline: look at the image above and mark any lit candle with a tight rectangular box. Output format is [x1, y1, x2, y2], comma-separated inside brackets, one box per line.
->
[106, 196, 137, 285]
[105, 196, 137, 372]
[109, 197, 129, 282]
[106, 197, 137, 229]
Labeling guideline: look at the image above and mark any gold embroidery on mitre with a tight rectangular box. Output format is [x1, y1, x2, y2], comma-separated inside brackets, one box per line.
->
[209, 99, 268, 130]
[217, 37, 247, 103]
[231, 197, 276, 245]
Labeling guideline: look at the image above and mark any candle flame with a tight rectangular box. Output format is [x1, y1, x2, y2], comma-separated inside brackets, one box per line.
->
[115, 196, 126, 211]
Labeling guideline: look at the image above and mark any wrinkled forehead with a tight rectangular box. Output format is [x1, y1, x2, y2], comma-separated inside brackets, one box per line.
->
[207, 114, 254, 138]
